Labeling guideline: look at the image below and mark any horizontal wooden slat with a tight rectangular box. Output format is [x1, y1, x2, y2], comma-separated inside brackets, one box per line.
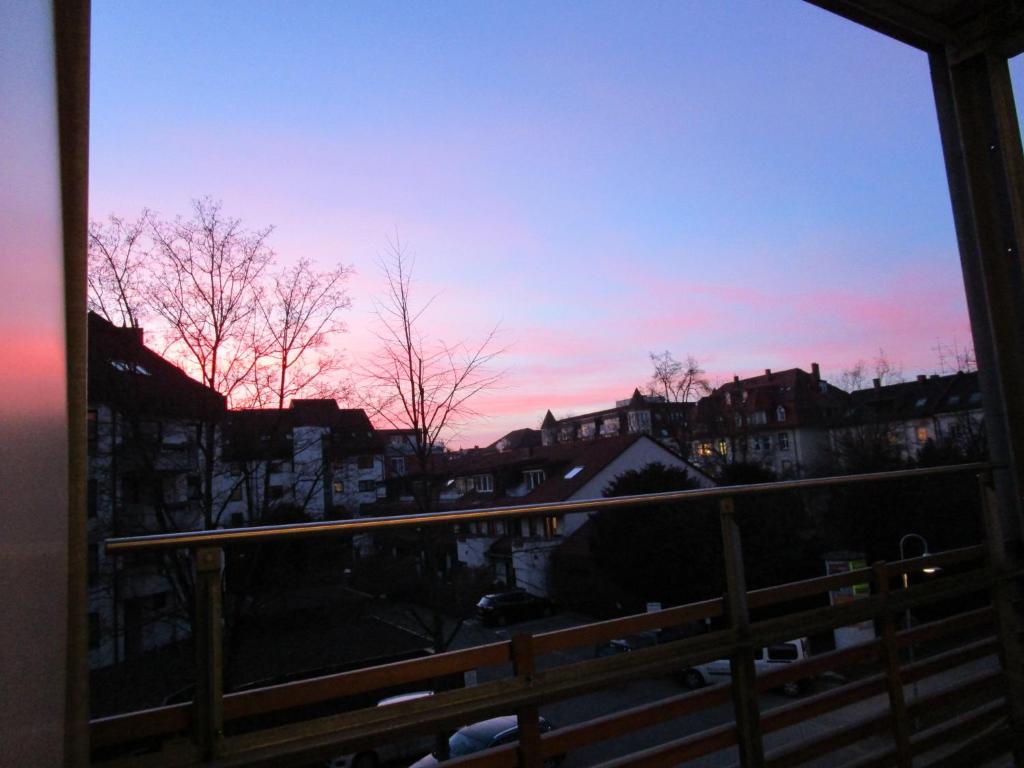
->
[901, 636, 998, 686]
[224, 640, 510, 721]
[886, 545, 986, 580]
[748, 566, 876, 609]
[90, 703, 190, 749]
[593, 722, 736, 768]
[765, 709, 891, 768]
[533, 598, 723, 655]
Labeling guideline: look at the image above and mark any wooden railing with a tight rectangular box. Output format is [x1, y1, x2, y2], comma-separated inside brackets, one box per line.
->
[92, 464, 1024, 767]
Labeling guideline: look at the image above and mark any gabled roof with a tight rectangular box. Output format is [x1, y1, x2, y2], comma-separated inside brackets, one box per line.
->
[846, 371, 981, 423]
[487, 428, 542, 452]
[87, 312, 225, 420]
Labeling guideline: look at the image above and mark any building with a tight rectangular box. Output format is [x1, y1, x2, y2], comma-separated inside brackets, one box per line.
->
[688, 364, 847, 478]
[835, 371, 985, 467]
[539, 388, 695, 454]
[436, 434, 715, 595]
[87, 312, 226, 668]
[219, 399, 385, 523]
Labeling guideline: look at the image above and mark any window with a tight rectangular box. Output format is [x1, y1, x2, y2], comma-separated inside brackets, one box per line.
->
[754, 434, 771, 451]
[544, 515, 561, 537]
[333, 480, 344, 494]
[717, 439, 729, 456]
[524, 469, 546, 490]
[230, 512, 244, 528]
[110, 359, 151, 375]
[915, 397, 927, 408]
[916, 427, 929, 444]
[187, 475, 201, 499]
[269, 485, 284, 500]
[357, 455, 374, 469]
[697, 442, 713, 457]
[969, 392, 982, 404]
[777, 432, 790, 450]
[781, 459, 793, 473]
[724, 392, 731, 405]
[229, 484, 243, 502]
[358, 479, 376, 492]
[87, 409, 98, 444]
[473, 474, 494, 492]
[87, 478, 97, 518]
[600, 417, 619, 435]
[750, 411, 767, 425]
[627, 410, 651, 433]
[776, 406, 786, 422]
[578, 421, 595, 438]
[947, 395, 960, 406]
[558, 426, 575, 442]
[734, 413, 743, 428]
[389, 456, 406, 476]
[564, 466, 584, 480]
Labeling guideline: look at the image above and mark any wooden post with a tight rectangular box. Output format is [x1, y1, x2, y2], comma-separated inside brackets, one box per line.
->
[719, 497, 765, 768]
[872, 561, 912, 768]
[193, 546, 224, 759]
[978, 474, 1024, 762]
[512, 633, 542, 768]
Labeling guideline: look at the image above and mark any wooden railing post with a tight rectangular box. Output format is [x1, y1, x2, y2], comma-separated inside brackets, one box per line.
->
[512, 633, 542, 768]
[872, 561, 912, 768]
[978, 473, 1024, 762]
[193, 546, 224, 759]
[719, 497, 765, 768]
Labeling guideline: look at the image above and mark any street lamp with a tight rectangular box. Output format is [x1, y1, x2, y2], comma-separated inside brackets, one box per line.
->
[898, 532, 938, 703]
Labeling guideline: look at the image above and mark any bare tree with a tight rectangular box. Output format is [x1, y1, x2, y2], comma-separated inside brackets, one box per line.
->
[148, 198, 274, 405]
[253, 258, 353, 409]
[836, 350, 904, 393]
[646, 351, 711, 403]
[933, 338, 977, 374]
[360, 238, 503, 652]
[87, 211, 150, 328]
[147, 198, 274, 528]
[873, 348, 904, 386]
[362, 238, 503, 510]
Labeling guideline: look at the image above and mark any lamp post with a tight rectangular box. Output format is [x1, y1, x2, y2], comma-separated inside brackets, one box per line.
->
[898, 533, 936, 703]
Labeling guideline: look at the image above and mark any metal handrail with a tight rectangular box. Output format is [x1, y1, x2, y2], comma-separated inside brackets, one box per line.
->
[104, 461, 994, 554]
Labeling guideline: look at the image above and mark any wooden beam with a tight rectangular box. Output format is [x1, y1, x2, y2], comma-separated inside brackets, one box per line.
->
[803, 0, 954, 51]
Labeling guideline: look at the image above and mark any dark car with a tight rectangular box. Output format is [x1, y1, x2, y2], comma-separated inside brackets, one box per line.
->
[476, 590, 553, 626]
[408, 715, 559, 768]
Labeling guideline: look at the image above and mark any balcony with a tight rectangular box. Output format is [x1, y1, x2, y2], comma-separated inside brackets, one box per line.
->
[91, 462, 1023, 767]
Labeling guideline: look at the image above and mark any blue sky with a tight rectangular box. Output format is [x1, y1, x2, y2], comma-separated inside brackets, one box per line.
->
[89, 2, 1024, 446]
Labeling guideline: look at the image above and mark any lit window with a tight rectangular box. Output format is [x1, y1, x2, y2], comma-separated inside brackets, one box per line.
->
[916, 427, 929, 444]
[564, 466, 584, 480]
[717, 439, 729, 455]
[696, 442, 713, 457]
[544, 516, 561, 537]
[332, 481, 344, 494]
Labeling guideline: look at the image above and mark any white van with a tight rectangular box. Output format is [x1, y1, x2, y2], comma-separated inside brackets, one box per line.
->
[326, 691, 435, 768]
[681, 638, 811, 697]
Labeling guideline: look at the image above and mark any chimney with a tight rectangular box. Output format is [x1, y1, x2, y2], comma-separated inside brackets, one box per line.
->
[873, 378, 881, 389]
[765, 368, 772, 376]
[733, 375, 739, 383]
[917, 374, 927, 383]
[811, 362, 820, 381]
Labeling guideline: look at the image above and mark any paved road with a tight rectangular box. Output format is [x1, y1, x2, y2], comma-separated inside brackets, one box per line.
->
[373, 606, 1005, 767]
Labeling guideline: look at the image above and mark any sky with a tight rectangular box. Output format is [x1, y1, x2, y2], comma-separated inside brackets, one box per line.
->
[90, 1, 1024, 448]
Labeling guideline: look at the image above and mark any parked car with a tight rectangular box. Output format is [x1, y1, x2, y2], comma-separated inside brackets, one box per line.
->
[476, 590, 554, 626]
[594, 631, 659, 657]
[680, 638, 812, 697]
[325, 691, 434, 768]
[409, 715, 560, 768]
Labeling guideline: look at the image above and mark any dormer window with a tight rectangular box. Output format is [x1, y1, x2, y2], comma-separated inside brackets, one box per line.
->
[776, 406, 786, 422]
[724, 392, 731, 405]
[110, 359, 151, 375]
[524, 469, 545, 490]
[564, 466, 584, 480]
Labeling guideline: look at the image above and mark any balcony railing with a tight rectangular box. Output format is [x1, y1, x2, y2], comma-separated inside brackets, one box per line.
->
[92, 463, 1024, 767]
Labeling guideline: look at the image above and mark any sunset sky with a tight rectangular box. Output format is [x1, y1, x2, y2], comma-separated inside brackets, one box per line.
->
[90, 2, 1024, 448]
